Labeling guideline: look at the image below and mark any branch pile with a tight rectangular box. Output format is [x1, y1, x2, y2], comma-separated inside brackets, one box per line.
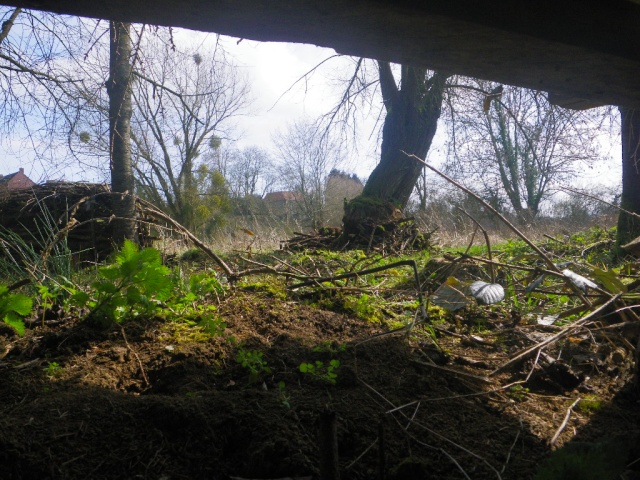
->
[0, 182, 155, 260]
[283, 219, 432, 254]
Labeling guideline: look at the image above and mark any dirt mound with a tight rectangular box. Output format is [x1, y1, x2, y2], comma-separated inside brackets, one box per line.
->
[0, 288, 638, 479]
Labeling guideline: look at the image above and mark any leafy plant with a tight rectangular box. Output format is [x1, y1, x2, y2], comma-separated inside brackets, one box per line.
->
[75, 240, 173, 326]
[236, 347, 271, 382]
[277, 381, 291, 409]
[343, 293, 383, 322]
[313, 341, 347, 355]
[299, 359, 340, 384]
[43, 361, 63, 379]
[506, 384, 529, 401]
[0, 284, 33, 336]
[186, 272, 225, 298]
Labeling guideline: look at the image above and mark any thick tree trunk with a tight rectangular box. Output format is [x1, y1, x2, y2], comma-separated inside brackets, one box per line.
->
[343, 66, 448, 237]
[107, 21, 136, 245]
[617, 108, 640, 248]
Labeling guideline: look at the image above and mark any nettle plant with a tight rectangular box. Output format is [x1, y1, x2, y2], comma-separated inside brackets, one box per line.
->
[0, 284, 33, 336]
[74, 240, 174, 326]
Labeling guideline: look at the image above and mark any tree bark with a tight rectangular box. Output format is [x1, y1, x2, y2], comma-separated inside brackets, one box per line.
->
[107, 21, 136, 245]
[343, 65, 448, 237]
[617, 108, 640, 247]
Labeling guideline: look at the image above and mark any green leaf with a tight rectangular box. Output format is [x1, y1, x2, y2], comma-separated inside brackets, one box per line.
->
[1, 293, 33, 316]
[591, 268, 626, 294]
[3, 313, 25, 336]
[70, 291, 90, 307]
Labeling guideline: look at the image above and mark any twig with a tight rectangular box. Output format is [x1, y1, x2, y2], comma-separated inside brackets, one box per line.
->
[289, 260, 427, 319]
[121, 326, 150, 388]
[549, 398, 581, 446]
[490, 294, 621, 376]
[501, 424, 522, 474]
[138, 199, 235, 279]
[456, 207, 495, 283]
[405, 152, 592, 306]
[411, 359, 492, 384]
[345, 438, 378, 470]
[359, 378, 503, 479]
[233, 256, 309, 281]
[7, 278, 31, 292]
[560, 185, 640, 219]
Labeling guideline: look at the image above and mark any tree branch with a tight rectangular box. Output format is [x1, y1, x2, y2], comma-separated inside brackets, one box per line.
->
[0, 7, 21, 45]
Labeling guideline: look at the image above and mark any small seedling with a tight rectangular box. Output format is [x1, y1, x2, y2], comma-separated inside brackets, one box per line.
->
[312, 341, 347, 354]
[277, 381, 291, 409]
[299, 359, 340, 384]
[236, 348, 271, 383]
[44, 361, 63, 378]
[507, 384, 529, 401]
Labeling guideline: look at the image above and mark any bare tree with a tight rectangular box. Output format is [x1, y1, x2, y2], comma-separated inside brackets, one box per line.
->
[0, 9, 89, 177]
[327, 62, 449, 236]
[446, 79, 607, 222]
[273, 119, 344, 229]
[224, 146, 274, 199]
[107, 21, 136, 243]
[127, 40, 249, 234]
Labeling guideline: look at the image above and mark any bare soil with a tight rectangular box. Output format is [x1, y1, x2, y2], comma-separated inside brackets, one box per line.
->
[0, 281, 639, 479]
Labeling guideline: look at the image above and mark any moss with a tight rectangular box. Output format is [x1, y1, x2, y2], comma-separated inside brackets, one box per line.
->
[239, 281, 287, 300]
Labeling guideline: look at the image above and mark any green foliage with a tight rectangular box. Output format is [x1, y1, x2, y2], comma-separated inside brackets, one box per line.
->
[168, 271, 226, 335]
[299, 359, 340, 384]
[312, 341, 347, 355]
[0, 284, 32, 336]
[43, 361, 63, 379]
[239, 280, 286, 299]
[506, 384, 529, 401]
[343, 293, 383, 322]
[78, 241, 173, 326]
[235, 347, 271, 383]
[277, 381, 291, 409]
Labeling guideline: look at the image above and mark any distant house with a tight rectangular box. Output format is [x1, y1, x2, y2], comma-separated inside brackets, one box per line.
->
[264, 191, 303, 221]
[0, 168, 36, 192]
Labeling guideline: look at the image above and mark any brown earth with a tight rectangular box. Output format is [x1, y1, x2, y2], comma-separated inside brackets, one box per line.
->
[0, 282, 639, 480]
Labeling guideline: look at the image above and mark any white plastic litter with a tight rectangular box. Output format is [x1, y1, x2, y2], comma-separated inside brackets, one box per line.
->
[468, 281, 505, 305]
[562, 269, 597, 293]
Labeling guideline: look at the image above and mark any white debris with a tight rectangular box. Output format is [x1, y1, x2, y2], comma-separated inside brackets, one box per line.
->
[468, 281, 505, 305]
[562, 269, 597, 293]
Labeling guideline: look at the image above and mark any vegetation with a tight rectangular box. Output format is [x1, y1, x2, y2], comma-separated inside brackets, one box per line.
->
[0, 7, 638, 479]
[0, 223, 638, 478]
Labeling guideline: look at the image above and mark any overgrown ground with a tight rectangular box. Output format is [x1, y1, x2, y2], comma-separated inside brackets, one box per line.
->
[1, 226, 639, 480]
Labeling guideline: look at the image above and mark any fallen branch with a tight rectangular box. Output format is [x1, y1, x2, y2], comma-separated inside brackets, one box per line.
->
[490, 294, 621, 376]
[138, 199, 235, 279]
[410, 359, 492, 384]
[289, 259, 426, 318]
[405, 152, 592, 306]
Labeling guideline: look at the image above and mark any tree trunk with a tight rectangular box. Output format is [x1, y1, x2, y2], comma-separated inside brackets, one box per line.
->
[107, 21, 136, 245]
[617, 108, 640, 248]
[343, 65, 448, 237]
